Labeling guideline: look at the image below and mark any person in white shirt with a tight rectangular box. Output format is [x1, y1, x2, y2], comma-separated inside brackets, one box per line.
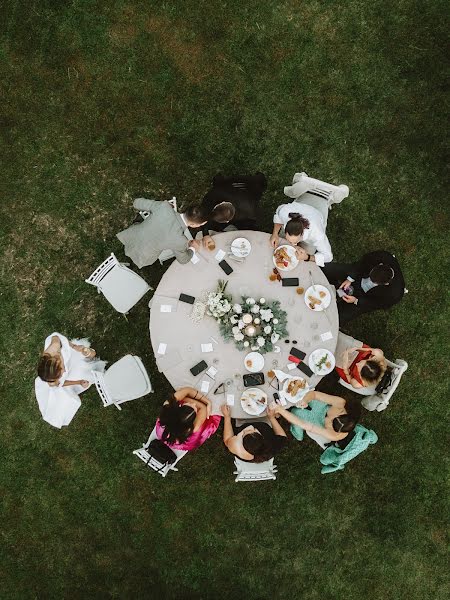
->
[269, 201, 333, 267]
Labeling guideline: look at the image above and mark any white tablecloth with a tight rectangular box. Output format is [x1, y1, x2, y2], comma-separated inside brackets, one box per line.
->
[149, 231, 338, 419]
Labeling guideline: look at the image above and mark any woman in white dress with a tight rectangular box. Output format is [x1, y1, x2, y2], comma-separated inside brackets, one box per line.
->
[34, 332, 105, 429]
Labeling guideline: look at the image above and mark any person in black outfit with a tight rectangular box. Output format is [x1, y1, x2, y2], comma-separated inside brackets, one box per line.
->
[193, 172, 267, 248]
[322, 250, 405, 324]
[221, 404, 287, 463]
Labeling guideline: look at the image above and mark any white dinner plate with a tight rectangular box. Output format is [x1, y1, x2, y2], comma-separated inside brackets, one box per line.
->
[281, 376, 310, 403]
[240, 388, 267, 416]
[304, 285, 331, 311]
[244, 352, 265, 373]
[272, 244, 299, 272]
[308, 348, 336, 375]
[231, 237, 252, 257]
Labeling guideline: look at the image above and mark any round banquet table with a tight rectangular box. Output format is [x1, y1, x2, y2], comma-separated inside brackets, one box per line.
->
[149, 231, 339, 419]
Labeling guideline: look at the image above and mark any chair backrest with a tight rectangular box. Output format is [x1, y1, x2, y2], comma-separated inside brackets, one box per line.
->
[361, 359, 408, 411]
[234, 457, 277, 481]
[133, 426, 188, 477]
[284, 171, 349, 207]
[92, 355, 152, 409]
[92, 370, 121, 410]
[85, 253, 119, 288]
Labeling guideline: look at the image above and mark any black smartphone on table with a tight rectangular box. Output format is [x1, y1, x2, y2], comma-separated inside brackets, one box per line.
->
[218, 260, 233, 275]
[179, 293, 195, 304]
[190, 360, 208, 376]
[290, 347, 306, 361]
[297, 361, 314, 378]
[243, 372, 265, 387]
[282, 278, 299, 287]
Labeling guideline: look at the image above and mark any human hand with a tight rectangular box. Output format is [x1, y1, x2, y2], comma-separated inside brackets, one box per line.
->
[339, 279, 353, 290]
[221, 404, 231, 418]
[295, 247, 308, 261]
[202, 235, 215, 250]
[342, 294, 357, 304]
[82, 347, 96, 358]
[80, 380, 90, 389]
[189, 240, 201, 251]
[269, 234, 279, 248]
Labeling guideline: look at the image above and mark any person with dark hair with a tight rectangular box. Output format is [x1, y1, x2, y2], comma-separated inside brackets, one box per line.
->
[335, 345, 388, 390]
[270, 200, 333, 266]
[195, 172, 267, 250]
[35, 332, 105, 429]
[271, 391, 361, 446]
[221, 404, 287, 463]
[322, 250, 405, 323]
[117, 198, 207, 267]
[155, 387, 221, 451]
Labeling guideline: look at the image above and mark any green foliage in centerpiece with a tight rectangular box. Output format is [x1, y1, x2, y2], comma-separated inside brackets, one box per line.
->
[218, 295, 288, 354]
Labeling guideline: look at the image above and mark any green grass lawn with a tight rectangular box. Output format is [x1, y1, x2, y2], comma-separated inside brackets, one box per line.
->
[1, 1, 449, 598]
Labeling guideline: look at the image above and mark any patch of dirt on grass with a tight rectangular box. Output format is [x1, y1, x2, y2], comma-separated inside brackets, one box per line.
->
[108, 5, 141, 46]
[145, 16, 212, 83]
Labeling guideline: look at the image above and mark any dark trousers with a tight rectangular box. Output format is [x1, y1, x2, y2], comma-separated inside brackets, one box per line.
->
[322, 262, 373, 324]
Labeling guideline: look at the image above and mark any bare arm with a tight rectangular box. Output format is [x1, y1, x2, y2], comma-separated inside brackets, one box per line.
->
[273, 406, 345, 441]
[175, 387, 212, 417]
[309, 390, 346, 409]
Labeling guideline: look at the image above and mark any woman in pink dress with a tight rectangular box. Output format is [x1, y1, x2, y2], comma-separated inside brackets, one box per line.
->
[155, 387, 221, 451]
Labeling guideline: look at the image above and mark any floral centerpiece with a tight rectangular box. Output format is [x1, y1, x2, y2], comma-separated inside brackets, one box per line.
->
[218, 296, 288, 354]
[205, 280, 233, 322]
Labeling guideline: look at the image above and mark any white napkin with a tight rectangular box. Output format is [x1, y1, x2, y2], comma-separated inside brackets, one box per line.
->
[226, 393, 235, 406]
[320, 331, 333, 341]
[215, 249, 226, 262]
[200, 380, 210, 393]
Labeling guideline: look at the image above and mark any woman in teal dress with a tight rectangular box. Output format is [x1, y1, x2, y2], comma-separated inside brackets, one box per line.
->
[272, 390, 361, 444]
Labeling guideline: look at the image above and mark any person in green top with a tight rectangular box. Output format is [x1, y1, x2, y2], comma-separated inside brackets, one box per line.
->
[271, 390, 361, 444]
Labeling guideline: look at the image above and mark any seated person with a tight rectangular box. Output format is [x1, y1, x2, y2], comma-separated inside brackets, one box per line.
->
[155, 387, 221, 451]
[335, 345, 388, 390]
[221, 404, 287, 462]
[195, 172, 267, 250]
[269, 201, 333, 267]
[322, 250, 405, 324]
[117, 198, 207, 267]
[35, 332, 105, 429]
[271, 390, 361, 447]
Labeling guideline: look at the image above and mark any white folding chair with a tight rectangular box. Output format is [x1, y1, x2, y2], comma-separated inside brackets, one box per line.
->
[360, 359, 408, 411]
[92, 354, 152, 410]
[85, 253, 150, 314]
[233, 457, 277, 482]
[336, 332, 408, 410]
[306, 431, 330, 449]
[133, 426, 188, 477]
[284, 171, 349, 216]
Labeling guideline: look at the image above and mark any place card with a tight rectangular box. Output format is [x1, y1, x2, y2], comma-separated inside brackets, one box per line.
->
[278, 395, 287, 406]
[200, 380, 210, 393]
[215, 249, 226, 262]
[160, 305, 172, 313]
[201, 343, 213, 353]
[206, 366, 218, 379]
[190, 251, 200, 265]
[286, 362, 297, 371]
[157, 343, 167, 355]
[320, 331, 333, 341]
[226, 393, 235, 406]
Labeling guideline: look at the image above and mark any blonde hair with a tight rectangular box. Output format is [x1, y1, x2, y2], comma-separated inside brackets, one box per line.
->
[37, 353, 62, 382]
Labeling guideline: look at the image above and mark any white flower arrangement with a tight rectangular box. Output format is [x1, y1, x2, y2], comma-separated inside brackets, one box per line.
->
[205, 280, 232, 322]
[217, 291, 288, 354]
